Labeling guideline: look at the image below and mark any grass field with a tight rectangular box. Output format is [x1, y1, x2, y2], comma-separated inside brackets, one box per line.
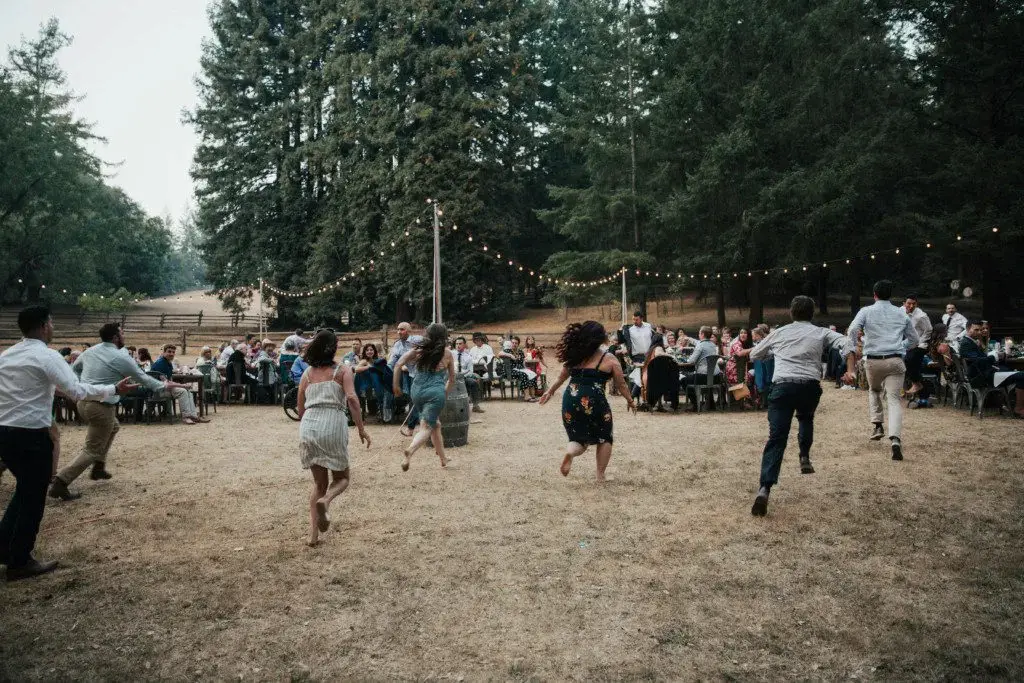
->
[2, 382, 1022, 680]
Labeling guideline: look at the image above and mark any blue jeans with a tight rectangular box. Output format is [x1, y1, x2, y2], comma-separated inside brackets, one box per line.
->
[759, 381, 822, 488]
[355, 371, 392, 409]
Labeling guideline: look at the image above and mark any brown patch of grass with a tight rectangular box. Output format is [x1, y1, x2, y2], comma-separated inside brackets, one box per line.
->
[2, 387, 1023, 680]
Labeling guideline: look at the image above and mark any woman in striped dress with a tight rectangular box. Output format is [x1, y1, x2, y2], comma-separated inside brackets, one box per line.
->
[297, 330, 371, 547]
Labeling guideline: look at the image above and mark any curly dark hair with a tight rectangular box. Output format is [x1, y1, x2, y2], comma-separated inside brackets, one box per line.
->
[305, 330, 338, 367]
[414, 323, 449, 372]
[556, 321, 607, 368]
[361, 343, 378, 360]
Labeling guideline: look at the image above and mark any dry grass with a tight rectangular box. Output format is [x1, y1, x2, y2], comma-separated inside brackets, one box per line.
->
[2, 385, 1023, 681]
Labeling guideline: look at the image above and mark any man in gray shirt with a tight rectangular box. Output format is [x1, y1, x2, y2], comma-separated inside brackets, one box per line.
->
[49, 323, 188, 500]
[749, 296, 855, 517]
[388, 322, 423, 435]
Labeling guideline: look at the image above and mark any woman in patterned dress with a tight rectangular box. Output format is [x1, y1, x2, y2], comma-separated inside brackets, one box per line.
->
[296, 331, 371, 547]
[499, 336, 540, 402]
[539, 321, 635, 482]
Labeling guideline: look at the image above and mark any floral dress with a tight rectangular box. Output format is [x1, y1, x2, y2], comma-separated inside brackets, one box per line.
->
[510, 349, 539, 392]
[725, 338, 746, 385]
[561, 353, 614, 445]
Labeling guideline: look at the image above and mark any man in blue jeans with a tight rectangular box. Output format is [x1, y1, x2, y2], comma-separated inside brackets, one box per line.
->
[749, 296, 856, 517]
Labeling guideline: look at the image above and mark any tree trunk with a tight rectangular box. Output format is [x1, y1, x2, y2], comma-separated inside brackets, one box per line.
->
[817, 267, 829, 315]
[748, 272, 764, 328]
[849, 258, 862, 317]
[716, 278, 726, 328]
[626, 0, 640, 250]
[396, 299, 413, 324]
[981, 254, 1002, 324]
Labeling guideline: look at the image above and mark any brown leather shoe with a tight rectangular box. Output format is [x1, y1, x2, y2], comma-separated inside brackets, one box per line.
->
[48, 479, 82, 501]
[7, 558, 58, 581]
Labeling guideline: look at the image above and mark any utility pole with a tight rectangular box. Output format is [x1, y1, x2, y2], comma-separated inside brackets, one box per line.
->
[431, 200, 442, 324]
[259, 277, 265, 340]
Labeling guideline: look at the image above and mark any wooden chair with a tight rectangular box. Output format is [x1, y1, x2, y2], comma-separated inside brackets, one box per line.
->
[494, 357, 519, 400]
[196, 363, 219, 413]
[226, 359, 251, 404]
[693, 355, 726, 413]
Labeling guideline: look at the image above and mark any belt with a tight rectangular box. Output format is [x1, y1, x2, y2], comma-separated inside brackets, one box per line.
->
[773, 378, 821, 385]
[866, 354, 901, 360]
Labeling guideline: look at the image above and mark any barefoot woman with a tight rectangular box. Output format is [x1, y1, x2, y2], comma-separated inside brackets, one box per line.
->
[296, 330, 371, 546]
[540, 321, 635, 481]
[393, 323, 455, 471]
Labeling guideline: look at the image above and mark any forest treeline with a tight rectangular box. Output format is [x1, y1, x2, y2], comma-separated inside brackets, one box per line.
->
[0, 21, 204, 308]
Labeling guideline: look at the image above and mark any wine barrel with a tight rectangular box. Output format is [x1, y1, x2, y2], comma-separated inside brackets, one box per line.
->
[439, 375, 470, 448]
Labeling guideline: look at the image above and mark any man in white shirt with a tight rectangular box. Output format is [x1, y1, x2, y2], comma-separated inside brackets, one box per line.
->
[50, 323, 187, 501]
[748, 296, 855, 517]
[283, 329, 311, 352]
[0, 307, 135, 581]
[217, 340, 238, 367]
[454, 337, 485, 413]
[942, 304, 968, 342]
[468, 333, 495, 377]
[848, 280, 919, 461]
[903, 294, 932, 398]
[617, 312, 654, 363]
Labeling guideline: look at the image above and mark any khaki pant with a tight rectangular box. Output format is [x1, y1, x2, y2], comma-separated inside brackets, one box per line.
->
[57, 401, 119, 485]
[865, 357, 906, 439]
[163, 386, 198, 419]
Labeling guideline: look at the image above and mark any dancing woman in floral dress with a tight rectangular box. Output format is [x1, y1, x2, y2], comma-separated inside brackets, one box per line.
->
[540, 321, 634, 482]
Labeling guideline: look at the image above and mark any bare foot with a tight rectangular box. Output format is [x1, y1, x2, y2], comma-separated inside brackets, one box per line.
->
[400, 426, 413, 437]
[306, 535, 320, 547]
[401, 451, 411, 472]
[560, 453, 573, 477]
[439, 454, 449, 468]
[596, 473, 612, 483]
[315, 501, 330, 532]
[909, 382, 923, 395]
[182, 417, 197, 425]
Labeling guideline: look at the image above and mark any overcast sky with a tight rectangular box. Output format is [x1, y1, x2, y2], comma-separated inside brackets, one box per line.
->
[0, 1, 212, 223]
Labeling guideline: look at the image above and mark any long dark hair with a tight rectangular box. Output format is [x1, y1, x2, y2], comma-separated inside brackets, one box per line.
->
[305, 330, 338, 367]
[556, 321, 606, 368]
[415, 323, 448, 371]
[361, 343, 378, 361]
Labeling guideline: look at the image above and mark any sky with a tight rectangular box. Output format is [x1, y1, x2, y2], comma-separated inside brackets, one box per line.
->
[0, 1, 212, 223]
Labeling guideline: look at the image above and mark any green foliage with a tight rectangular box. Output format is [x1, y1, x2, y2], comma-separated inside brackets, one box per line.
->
[0, 21, 195, 305]
[77, 288, 146, 313]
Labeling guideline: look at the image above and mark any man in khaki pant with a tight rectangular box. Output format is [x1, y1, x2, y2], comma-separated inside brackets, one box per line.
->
[848, 280, 919, 461]
[49, 324, 188, 500]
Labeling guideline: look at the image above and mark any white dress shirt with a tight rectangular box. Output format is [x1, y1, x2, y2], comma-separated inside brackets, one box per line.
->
[217, 347, 234, 367]
[468, 343, 494, 367]
[749, 321, 851, 382]
[72, 342, 165, 405]
[942, 312, 967, 341]
[848, 300, 919, 357]
[0, 339, 116, 429]
[907, 307, 932, 349]
[454, 349, 475, 375]
[628, 323, 654, 356]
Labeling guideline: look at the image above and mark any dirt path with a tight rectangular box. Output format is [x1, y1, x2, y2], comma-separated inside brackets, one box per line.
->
[2, 386, 1021, 680]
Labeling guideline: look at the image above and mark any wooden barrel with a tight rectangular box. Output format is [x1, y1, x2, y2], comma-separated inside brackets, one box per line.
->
[439, 375, 470, 448]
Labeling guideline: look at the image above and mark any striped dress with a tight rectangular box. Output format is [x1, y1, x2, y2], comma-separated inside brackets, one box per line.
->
[298, 368, 350, 471]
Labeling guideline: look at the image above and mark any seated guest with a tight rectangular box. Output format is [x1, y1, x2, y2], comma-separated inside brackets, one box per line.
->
[194, 346, 215, 368]
[453, 336, 485, 413]
[125, 346, 137, 361]
[218, 340, 237, 367]
[639, 336, 674, 410]
[247, 340, 262, 363]
[137, 348, 153, 371]
[353, 343, 392, 407]
[960, 320, 1024, 418]
[283, 328, 311, 352]
[290, 352, 309, 383]
[499, 336, 540, 402]
[342, 339, 362, 365]
[720, 329, 733, 357]
[675, 329, 696, 350]
[255, 341, 279, 388]
[680, 326, 723, 407]
[262, 339, 278, 361]
[979, 321, 992, 349]
[523, 336, 547, 381]
[67, 350, 81, 366]
[726, 328, 751, 385]
[59, 347, 72, 359]
[469, 333, 495, 377]
[148, 345, 209, 425]
[194, 345, 222, 397]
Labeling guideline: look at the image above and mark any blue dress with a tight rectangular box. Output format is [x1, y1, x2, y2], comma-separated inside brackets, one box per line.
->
[411, 368, 448, 427]
[561, 354, 614, 445]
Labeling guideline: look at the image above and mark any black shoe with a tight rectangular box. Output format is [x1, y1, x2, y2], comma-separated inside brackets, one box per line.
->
[751, 494, 769, 517]
[891, 440, 903, 461]
[48, 479, 81, 501]
[799, 456, 815, 474]
[6, 557, 58, 582]
[90, 462, 112, 480]
[870, 424, 885, 441]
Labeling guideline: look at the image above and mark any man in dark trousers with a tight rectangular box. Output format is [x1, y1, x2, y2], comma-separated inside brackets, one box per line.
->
[749, 296, 855, 517]
[0, 307, 135, 580]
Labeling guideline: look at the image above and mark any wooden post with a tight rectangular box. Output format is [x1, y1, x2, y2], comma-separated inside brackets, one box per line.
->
[749, 271, 764, 328]
[181, 330, 187, 354]
[381, 324, 388, 351]
[716, 278, 726, 328]
[197, 310, 204, 328]
[159, 313, 166, 329]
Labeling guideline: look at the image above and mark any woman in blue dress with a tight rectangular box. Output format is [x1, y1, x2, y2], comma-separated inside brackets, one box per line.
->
[540, 321, 635, 481]
[392, 323, 456, 471]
